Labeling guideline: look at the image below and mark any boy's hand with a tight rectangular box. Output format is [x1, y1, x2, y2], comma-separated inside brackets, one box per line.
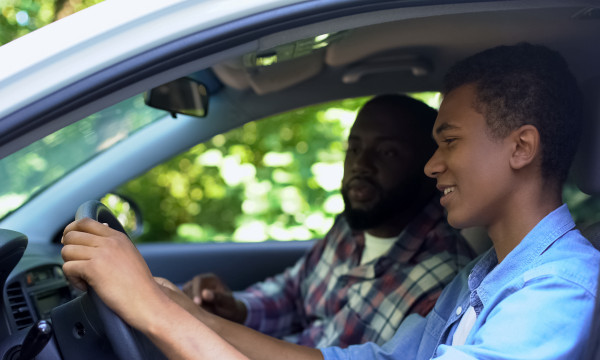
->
[61, 218, 167, 330]
[182, 273, 247, 323]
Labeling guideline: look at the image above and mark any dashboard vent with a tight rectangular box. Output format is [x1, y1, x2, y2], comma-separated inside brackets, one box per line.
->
[6, 282, 33, 330]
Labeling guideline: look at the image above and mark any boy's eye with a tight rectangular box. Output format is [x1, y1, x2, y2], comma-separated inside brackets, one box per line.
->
[443, 138, 457, 145]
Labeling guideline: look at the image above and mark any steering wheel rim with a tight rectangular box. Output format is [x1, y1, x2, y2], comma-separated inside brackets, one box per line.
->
[75, 200, 146, 360]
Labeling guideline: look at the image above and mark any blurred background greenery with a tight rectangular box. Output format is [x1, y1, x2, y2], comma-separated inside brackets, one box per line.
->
[114, 97, 368, 243]
[110, 93, 440, 243]
[0, 0, 103, 45]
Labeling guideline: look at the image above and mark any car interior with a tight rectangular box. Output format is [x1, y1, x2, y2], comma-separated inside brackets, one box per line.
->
[0, 0, 599, 358]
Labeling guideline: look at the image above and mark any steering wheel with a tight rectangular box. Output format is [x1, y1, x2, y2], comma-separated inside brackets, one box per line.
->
[52, 200, 165, 360]
[75, 200, 147, 360]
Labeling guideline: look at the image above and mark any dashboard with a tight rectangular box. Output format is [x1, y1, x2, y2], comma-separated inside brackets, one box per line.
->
[5, 265, 75, 332]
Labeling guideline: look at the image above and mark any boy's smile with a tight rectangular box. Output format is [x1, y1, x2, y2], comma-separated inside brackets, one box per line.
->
[425, 84, 513, 230]
[439, 185, 456, 207]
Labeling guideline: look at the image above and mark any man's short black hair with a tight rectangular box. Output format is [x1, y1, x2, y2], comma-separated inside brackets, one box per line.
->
[443, 43, 583, 185]
[361, 94, 438, 157]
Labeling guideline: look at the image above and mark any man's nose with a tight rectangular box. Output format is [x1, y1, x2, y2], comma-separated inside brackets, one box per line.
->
[424, 148, 444, 178]
[351, 149, 376, 174]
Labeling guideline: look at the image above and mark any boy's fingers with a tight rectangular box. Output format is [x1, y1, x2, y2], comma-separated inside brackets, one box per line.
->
[61, 243, 97, 262]
[61, 230, 105, 247]
[63, 218, 121, 239]
[62, 260, 90, 292]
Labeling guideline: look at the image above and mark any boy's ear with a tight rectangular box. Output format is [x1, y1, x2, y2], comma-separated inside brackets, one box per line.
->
[509, 124, 540, 170]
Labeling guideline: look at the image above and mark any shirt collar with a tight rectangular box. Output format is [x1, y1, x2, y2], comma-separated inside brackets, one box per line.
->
[468, 204, 575, 312]
[342, 195, 445, 278]
[385, 194, 445, 264]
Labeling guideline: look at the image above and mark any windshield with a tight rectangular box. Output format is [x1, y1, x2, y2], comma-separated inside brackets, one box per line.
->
[0, 95, 167, 219]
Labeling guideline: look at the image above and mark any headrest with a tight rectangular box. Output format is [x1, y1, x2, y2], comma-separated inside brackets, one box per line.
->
[573, 77, 600, 195]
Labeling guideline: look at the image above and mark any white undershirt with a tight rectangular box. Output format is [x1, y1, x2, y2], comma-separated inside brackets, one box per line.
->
[360, 232, 399, 265]
[452, 306, 477, 346]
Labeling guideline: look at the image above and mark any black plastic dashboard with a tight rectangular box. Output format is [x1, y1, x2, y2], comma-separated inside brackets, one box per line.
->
[5, 264, 74, 332]
[0, 236, 72, 359]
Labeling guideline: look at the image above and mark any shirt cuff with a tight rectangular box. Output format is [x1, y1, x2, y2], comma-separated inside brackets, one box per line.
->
[234, 291, 265, 329]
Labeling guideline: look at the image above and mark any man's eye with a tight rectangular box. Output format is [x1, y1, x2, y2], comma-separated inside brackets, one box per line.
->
[380, 148, 399, 157]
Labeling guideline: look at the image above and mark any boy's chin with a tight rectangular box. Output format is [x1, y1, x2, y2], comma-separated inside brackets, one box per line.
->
[446, 212, 477, 230]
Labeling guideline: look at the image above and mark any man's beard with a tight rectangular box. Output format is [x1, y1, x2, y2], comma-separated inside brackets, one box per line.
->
[341, 178, 419, 231]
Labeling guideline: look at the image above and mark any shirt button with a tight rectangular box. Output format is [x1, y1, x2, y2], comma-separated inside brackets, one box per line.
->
[456, 306, 463, 316]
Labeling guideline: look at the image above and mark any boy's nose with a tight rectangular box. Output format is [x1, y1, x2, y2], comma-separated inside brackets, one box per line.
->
[424, 149, 444, 178]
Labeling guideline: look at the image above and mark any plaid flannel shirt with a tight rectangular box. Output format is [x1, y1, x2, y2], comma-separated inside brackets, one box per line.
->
[236, 197, 475, 348]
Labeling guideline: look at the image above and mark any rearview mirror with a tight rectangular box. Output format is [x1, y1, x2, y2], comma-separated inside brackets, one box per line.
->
[144, 77, 209, 118]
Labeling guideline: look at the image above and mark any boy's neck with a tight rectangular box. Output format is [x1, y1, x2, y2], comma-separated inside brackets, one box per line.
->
[487, 180, 563, 263]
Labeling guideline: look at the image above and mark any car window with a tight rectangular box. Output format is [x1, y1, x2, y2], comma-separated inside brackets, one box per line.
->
[115, 97, 367, 243]
[116, 94, 442, 244]
[0, 95, 167, 219]
[564, 180, 600, 231]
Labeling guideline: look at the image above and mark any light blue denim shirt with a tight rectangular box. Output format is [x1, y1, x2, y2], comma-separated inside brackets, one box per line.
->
[321, 204, 600, 360]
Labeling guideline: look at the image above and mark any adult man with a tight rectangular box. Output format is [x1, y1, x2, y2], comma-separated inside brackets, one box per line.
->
[181, 94, 474, 347]
[60, 42, 600, 360]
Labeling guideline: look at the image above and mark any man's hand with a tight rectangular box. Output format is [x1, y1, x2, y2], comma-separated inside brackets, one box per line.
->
[182, 273, 247, 324]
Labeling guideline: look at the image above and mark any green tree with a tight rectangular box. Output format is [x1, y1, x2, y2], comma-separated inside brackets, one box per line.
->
[117, 98, 370, 243]
[1, 0, 103, 45]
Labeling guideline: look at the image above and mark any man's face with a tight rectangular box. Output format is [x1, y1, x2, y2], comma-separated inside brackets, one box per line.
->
[341, 103, 430, 230]
[425, 84, 513, 229]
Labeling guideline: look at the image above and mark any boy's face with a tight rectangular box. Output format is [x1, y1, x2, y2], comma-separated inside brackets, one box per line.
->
[425, 84, 514, 229]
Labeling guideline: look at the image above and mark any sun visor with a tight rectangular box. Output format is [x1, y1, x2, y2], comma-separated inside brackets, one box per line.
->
[213, 51, 324, 95]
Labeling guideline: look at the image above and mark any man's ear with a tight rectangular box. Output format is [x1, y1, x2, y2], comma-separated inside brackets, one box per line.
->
[509, 124, 540, 170]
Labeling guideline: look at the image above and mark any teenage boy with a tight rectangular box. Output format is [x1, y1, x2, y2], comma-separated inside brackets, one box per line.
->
[61, 43, 599, 360]
[180, 94, 474, 348]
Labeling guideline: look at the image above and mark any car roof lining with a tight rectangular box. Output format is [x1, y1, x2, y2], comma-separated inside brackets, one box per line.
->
[211, 3, 600, 96]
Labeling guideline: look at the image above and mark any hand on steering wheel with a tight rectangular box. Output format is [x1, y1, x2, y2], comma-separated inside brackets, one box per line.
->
[56, 200, 166, 360]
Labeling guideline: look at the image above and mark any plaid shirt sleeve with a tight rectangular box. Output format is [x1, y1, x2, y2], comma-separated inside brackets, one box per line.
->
[235, 232, 330, 338]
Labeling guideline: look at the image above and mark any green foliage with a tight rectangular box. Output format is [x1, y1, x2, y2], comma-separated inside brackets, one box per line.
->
[0, 0, 103, 45]
[117, 98, 370, 243]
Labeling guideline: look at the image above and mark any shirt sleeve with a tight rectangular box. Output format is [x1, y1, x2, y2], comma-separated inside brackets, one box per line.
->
[320, 313, 427, 360]
[434, 274, 596, 360]
[235, 237, 327, 338]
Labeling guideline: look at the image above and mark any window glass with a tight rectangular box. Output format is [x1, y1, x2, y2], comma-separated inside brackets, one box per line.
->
[564, 181, 600, 230]
[0, 95, 167, 219]
[117, 93, 442, 244]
